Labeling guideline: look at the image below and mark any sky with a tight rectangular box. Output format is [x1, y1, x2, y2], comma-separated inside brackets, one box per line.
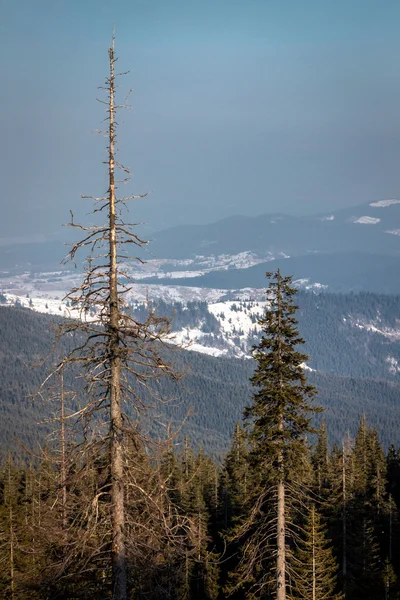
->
[1, 0, 400, 241]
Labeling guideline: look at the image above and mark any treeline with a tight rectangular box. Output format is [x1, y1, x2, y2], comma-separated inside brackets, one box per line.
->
[1, 416, 400, 599]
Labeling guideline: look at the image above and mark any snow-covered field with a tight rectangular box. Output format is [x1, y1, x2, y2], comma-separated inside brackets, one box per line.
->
[121, 251, 282, 281]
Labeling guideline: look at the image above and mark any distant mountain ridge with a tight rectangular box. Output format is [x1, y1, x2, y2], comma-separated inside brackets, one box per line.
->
[149, 200, 400, 259]
[2, 200, 400, 272]
[2, 200, 400, 296]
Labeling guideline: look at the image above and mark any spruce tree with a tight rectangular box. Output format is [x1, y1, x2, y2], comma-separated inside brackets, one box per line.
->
[228, 270, 320, 599]
[291, 504, 341, 600]
[313, 419, 330, 498]
[219, 423, 249, 531]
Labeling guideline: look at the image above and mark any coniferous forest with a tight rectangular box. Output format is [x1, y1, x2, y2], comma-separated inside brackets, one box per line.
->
[1, 274, 400, 599]
[2, 41, 400, 600]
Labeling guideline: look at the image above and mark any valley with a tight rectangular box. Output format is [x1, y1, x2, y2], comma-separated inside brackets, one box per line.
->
[2, 199, 400, 454]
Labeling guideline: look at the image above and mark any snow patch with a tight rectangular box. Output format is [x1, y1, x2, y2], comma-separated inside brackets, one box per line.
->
[353, 216, 381, 225]
[301, 362, 315, 372]
[352, 319, 400, 340]
[293, 279, 328, 291]
[369, 199, 400, 207]
[386, 356, 400, 374]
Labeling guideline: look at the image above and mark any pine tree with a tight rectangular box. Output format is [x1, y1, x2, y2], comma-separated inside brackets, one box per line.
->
[347, 515, 382, 600]
[219, 423, 249, 531]
[291, 504, 341, 600]
[313, 419, 330, 498]
[179, 445, 220, 600]
[228, 270, 320, 599]
[382, 558, 400, 600]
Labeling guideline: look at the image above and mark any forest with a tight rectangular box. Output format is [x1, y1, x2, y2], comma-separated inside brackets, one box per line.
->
[2, 269, 400, 599]
[2, 40, 400, 600]
[1, 409, 400, 599]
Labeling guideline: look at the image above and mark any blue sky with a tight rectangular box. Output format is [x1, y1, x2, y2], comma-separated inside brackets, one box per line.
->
[1, 0, 400, 239]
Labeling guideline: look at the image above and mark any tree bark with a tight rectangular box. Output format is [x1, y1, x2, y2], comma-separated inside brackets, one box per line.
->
[276, 271, 286, 600]
[8, 460, 15, 600]
[60, 368, 67, 531]
[276, 477, 286, 600]
[108, 39, 127, 600]
[312, 507, 316, 600]
[342, 442, 347, 599]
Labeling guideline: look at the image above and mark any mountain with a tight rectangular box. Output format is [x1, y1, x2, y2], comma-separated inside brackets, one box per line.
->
[126, 291, 400, 378]
[149, 200, 400, 259]
[2, 302, 400, 460]
[2, 200, 400, 277]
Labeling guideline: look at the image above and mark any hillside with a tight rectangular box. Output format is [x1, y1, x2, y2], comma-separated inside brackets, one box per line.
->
[1, 305, 400, 460]
[149, 201, 400, 259]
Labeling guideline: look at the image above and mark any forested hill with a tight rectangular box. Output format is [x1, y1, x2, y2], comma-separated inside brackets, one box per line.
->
[129, 291, 400, 378]
[1, 304, 400, 458]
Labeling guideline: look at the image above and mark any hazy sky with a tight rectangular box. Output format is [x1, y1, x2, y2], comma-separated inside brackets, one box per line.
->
[1, 0, 400, 240]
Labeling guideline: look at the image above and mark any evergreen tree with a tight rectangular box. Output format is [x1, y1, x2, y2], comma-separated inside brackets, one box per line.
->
[291, 504, 341, 600]
[219, 423, 249, 531]
[312, 419, 330, 498]
[228, 270, 320, 599]
[347, 516, 382, 600]
[382, 558, 400, 600]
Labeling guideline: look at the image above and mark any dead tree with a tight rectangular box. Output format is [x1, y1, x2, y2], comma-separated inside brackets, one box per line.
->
[54, 38, 178, 600]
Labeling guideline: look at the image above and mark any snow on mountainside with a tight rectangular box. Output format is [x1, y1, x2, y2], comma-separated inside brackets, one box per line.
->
[3, 282, 400, 384]
[3, 286, 400, 380]
[351, 318, 400, 340]
[353, 216, 381, 225]
[0, 290, 267, 358]
[369, 199, 400, 207]
[2, 199, 400, 364]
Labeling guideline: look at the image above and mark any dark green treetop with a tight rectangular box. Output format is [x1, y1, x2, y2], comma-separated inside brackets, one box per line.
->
[245, 269, 320, 481]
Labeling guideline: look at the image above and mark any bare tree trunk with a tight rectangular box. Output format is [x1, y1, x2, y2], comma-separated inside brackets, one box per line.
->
[108, 40, 127, 600]
[9, 504, 15, 600]
[60, 368, 67, 531]
[342, 441, 347, 599]
[312, 506, 316, 600]
[276, 270, 286, 600]
[276, 476, 286, 600]
[8, 461, 15, 600]
[52, 36, 181, 597]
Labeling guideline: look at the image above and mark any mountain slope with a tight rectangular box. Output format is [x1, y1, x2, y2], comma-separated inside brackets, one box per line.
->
[1, 306, 400, 460]
[2, 200, 400, 274]
[149, 201, 400, 259]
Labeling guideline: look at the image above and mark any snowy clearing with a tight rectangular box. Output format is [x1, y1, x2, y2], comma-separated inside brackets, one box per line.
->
[353, 216, 381, 225]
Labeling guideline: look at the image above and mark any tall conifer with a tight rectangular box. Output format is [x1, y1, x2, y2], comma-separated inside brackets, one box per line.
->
[228, 270, 320, 599]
